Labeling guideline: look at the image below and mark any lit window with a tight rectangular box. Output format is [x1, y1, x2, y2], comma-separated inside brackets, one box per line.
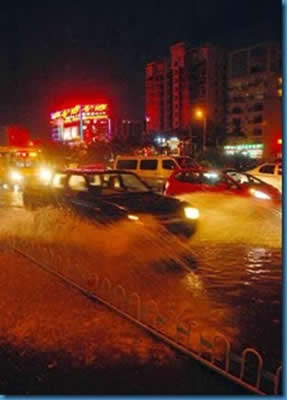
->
[52, 174, 67, 189]
[68, 175, 88, 192]
[278, 89, 282, 97]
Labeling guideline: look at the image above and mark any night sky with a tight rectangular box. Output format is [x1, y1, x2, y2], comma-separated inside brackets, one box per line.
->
[0, 1, 282, 137]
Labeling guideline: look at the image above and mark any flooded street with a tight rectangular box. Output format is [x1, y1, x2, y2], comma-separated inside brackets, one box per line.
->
[182, 192, 282, 368]
[187, 242, 282, 367]
[0, 190, 283, 383]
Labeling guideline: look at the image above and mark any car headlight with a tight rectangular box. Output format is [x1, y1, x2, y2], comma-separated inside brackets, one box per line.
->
[127, 214, 139, 221]
[250, 189, 271, 200]
[184, 207, 200, 220]
[10, 170, 23, 182]
[39, 168, 52, 182]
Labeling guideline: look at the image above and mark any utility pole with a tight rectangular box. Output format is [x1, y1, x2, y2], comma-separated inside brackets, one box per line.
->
[203, 116, 207, 152]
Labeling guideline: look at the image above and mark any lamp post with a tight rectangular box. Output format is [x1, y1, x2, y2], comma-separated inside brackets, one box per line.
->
[195, 108, 207, 152]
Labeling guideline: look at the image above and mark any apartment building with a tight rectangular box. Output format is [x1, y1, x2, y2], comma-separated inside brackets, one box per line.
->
[226, 41, 282, 158]
[145, 42, 226, 135]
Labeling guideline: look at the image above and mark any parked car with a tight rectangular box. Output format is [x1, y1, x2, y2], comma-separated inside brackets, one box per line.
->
[164, 168, 281, 203]
[23, 169, 200, 238]
[113, 155, 198, 192]
[246, 161, 282, 192]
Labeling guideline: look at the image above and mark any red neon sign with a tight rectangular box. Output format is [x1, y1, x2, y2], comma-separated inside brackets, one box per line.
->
[51, 104, 108, 121]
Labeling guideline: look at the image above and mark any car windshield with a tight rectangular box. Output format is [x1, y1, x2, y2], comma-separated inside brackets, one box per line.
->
[89, 172, 150, 194]
[226, 170, 265, 185]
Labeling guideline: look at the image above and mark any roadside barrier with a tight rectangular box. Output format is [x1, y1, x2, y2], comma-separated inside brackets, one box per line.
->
[240, 348, 263, 390]
[8, 244, 283, 396]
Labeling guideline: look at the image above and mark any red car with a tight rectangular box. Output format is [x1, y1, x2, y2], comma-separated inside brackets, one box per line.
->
[164, 168, 282, 203]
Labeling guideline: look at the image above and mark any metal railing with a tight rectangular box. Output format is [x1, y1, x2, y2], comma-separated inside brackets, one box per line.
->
[8, 245, 283, 396]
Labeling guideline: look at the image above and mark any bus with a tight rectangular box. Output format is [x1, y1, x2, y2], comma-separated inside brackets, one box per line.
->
[0, 146, 52, 190]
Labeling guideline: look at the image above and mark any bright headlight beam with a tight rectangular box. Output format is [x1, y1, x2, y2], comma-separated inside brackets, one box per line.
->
[184, 207, 200, 220]
[39, 168, 52, 182]
[250, 189, 271, 200]
[127, 214, 139, 221]
[10, 171, 23, 182]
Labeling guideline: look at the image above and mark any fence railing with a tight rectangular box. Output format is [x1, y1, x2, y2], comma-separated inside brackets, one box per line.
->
[8, 245, 283, 396]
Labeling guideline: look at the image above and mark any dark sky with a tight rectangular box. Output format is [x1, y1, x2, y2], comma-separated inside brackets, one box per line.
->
[0, 1, 282, 137]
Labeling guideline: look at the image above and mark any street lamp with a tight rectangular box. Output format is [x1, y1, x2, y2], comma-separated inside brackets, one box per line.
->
[195, 108, 207, 152]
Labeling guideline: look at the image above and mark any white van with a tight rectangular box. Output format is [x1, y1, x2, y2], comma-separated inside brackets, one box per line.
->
[113, 155, 198, 191]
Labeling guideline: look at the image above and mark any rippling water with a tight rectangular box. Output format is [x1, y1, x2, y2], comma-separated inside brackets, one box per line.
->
[179, 192, 282, 369]
[184, 242, 282, 368]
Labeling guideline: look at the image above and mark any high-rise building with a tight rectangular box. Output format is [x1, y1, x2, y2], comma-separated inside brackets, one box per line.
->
[146, 40, 282, 159]
[145, 59, 171, 133]
[145, 42, 227, 135]
[226, 41, 282, 158]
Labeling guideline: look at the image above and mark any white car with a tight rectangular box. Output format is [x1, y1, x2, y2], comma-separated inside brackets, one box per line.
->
[247, 162, 282, 192]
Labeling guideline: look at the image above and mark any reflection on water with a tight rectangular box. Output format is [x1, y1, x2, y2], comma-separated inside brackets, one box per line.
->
[184, 242, 282, 369]
[179, 192, 282, 369]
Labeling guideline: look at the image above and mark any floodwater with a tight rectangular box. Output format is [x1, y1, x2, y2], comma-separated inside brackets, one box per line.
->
[0, 190, 283, 374]
[179, 192, 282, 368]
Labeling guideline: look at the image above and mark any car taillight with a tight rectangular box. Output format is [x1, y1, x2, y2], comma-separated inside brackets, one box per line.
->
[164, 181, 170, 192]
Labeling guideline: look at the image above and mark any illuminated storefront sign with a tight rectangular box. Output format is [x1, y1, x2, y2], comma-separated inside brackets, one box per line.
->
[50, 104, 108, 122]
[50, 104, 111, 143]
[224, 144, 264, 159]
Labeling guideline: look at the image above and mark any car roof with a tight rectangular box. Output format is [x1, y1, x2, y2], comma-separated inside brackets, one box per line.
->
[173, 166, 222, 173]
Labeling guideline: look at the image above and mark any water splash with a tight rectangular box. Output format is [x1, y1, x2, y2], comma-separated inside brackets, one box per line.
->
[178, 193, 281, 248]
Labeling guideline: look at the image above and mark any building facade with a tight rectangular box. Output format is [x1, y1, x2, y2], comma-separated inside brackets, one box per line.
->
[226, 41, 282, 158]
[145, 42, 227, 136]
[146, 40, 282, 159]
